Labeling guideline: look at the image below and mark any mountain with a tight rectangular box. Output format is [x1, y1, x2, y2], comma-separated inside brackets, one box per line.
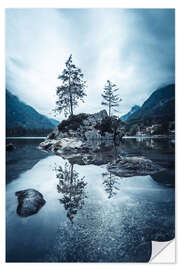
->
[126, 84, 175, 124]
[48, 118, 59, 126]
[120, 105, 140, 122]
[6, 89, 59, 136]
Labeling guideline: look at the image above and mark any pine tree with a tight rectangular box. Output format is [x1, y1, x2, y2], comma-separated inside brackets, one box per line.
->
[55, 54, 86, 117]
[55, 162, 87, 223]
[101, 80, 122, 117]
[102, 171, 119, 199]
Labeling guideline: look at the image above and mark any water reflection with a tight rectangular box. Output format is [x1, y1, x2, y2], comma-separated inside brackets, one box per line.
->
[121, 138, 175, 154]
[57, 138, 174, 172]
[55, 162, 87, 223]
[6, 139, 49, 183]
[102, 171, 120, 199]
[6, 138, 175, 262]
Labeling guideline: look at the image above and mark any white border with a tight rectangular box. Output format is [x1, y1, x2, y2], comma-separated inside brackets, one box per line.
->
[0, 0, 179, 8]
[0, 0, 179, 269]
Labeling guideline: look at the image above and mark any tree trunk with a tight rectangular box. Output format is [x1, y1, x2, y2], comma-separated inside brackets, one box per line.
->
[69, 72, 73, 115]
[109, 102, 111, 117]
[113, 127, 117, 142]
[70, 164, 73, 185]
[69, 92, 73, 115]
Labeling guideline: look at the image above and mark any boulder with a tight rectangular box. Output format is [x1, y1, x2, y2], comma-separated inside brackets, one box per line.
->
[39, 139, 57, 150]
[108, 156, 165, 177]
[6, 143, 16, 151]
[15, 189, 46, 217]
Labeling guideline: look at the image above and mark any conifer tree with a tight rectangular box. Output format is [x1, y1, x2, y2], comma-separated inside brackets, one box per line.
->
[101, 80, 122, 116]
[55, 55, 86, 117]
[102, 171, 119, 199]
[55, 162, 87, 223]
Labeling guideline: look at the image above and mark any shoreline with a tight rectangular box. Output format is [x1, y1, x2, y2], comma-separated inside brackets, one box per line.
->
[6, 135, 175, 140]
[6, 137, 46, 139]
[123, 135, 175, 139]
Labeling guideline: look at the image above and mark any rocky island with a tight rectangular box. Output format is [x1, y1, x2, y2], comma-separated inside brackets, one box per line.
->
[40, 110, 124, 155]
[39, 110, 165, 176]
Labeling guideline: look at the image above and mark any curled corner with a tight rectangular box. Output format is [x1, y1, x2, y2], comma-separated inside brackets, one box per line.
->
[150, 240, 175, 263]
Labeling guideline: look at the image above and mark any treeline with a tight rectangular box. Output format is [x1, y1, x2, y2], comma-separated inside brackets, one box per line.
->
[126, 117, 175, 129]
[125, 117, 175, 136]
[6, 127, 54, 137]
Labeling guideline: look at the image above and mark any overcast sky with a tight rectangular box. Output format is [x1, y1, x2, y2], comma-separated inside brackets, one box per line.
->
[6, 8, 175, 120]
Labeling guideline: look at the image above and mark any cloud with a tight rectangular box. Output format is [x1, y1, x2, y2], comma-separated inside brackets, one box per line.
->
[6, 8, 175, 120]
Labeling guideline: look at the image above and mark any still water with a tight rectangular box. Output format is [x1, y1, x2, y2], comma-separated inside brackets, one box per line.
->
[6, 138, 175, 262]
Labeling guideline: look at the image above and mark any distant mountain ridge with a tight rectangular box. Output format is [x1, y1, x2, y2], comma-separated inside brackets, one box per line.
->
[121, 84, 175, 124]
[120, 105, 140, 122]
[6, 89, 59, 135]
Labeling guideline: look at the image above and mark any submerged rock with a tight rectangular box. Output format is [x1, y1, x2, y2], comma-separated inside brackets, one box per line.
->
[6, 143, 16, 151]
[15, 189, 46, 217]
[108, 156, 165, 177]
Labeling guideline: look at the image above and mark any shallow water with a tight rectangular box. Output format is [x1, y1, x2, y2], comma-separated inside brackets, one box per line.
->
[6, 138, 175, 262]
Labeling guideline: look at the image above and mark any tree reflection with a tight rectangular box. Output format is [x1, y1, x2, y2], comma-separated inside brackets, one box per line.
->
[55, 162, 87, 223]
[102, 171, 120, 199]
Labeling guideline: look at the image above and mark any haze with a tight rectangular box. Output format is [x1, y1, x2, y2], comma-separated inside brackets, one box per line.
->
[6, 8, 175, 120]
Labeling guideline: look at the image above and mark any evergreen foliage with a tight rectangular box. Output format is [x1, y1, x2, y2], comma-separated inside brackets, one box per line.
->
[56, 163, 87, 223]
[102, 171, 119, 199]
[101, 80, 122, 116]
[55, 54, 86, 117]
[58, 113, 88, 132]
[6, 127, 53, 137]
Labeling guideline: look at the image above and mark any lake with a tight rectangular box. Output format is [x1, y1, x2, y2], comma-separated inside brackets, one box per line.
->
[6, 138, 175, 262]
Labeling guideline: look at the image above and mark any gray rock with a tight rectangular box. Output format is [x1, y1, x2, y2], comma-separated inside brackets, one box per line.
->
[108, 156, 165, 177]
[15, 189, 46, 217]
[6, 143, 16, 151]
[39, 110, 126, 161]
[84, 130, 101, 140]
[41, 110, 124, 144]
[39, 139, 57, 150]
